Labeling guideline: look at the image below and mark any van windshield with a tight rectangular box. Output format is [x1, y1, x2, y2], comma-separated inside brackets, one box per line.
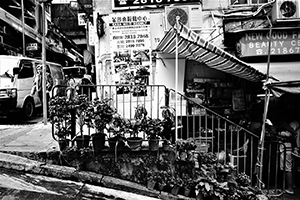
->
[0, 57, 19, 78]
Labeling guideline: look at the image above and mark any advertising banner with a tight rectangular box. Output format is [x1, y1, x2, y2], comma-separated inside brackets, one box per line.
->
[109, 12, 152, 96]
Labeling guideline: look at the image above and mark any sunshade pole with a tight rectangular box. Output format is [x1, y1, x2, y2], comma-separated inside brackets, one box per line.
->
[256, 13, 272, 189]
[175, 17, 180, 142]
[42, 2, 48, 125]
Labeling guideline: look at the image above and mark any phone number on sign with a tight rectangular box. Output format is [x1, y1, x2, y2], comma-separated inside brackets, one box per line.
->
[255, 47, 300, 55]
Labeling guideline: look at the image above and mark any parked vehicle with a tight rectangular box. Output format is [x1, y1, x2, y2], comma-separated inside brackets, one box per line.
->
[63, 65, 88, 85]
[0, 55, 65, 119]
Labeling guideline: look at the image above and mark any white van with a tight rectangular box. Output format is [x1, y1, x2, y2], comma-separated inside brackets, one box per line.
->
[0, 55, 65, 118]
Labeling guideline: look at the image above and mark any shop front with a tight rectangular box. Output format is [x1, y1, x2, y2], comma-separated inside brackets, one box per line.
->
[155, 22, 268, 121]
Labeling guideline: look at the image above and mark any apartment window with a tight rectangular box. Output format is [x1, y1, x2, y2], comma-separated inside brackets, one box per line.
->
[231, 0, 269, 5]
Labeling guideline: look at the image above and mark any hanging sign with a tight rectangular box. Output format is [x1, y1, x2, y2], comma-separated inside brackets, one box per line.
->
[239, 28, 300, 57]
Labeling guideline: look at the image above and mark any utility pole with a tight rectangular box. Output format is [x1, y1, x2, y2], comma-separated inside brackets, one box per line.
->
[39, 0, 52, 124]
[21, 0, 25, 56]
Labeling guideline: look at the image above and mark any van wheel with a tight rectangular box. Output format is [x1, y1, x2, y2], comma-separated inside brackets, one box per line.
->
[23, 99, 35, 119]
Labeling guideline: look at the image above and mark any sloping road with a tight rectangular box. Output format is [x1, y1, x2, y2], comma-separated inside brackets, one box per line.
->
[0, 168, 159, 200]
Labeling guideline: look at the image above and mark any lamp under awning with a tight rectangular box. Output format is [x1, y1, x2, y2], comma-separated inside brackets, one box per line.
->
[155, 22, 269, 82]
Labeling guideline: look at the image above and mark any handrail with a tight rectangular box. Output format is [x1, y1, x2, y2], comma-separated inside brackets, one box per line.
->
[169, 88, 259, 139]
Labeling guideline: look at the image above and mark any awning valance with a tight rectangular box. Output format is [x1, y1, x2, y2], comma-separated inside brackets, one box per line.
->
[155, 22, 268, 82]
[267, 81, 300, 97]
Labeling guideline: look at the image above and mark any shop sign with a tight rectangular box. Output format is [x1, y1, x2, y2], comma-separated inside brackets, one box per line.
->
[239, 29, 300, 57]
[112, 0, 199, 10]
[26, 43, 38, 51]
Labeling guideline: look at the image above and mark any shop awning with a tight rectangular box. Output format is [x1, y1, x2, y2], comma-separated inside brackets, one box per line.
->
[251, 62, 299, 82]
[155, 22, 268, 82]
[267, 80, 300, 97]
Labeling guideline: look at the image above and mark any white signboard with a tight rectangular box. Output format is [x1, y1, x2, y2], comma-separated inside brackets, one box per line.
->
[78, 13, 86, 26]
[109, 12, 151, 50]
[88, 22, 96, 46]
[109, 12, 152, 95]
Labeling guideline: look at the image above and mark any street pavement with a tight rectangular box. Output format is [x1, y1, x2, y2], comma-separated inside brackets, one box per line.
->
[0, 122, 190, 200]
[0, 122, 58, 153]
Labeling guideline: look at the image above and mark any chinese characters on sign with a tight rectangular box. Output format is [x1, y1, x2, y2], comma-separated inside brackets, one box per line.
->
[109, 12, 152, 96]
[239, 29, 300, 57]
[109, 13, 150, 50]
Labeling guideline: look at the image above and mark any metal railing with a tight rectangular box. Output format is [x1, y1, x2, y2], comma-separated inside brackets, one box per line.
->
[51, 84, 286, 193]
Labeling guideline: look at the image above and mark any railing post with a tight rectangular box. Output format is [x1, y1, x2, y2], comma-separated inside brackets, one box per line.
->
[165, 87, 170, 107]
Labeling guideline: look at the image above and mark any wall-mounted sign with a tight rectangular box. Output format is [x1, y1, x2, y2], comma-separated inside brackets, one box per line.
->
[109, 12, 151, 50]
[26, 43, 38, 51]
[78, 13, 86, 26]
[112, 0, 200, 10]
[109, 12, 152, 95]
[239, 28, 300, 57]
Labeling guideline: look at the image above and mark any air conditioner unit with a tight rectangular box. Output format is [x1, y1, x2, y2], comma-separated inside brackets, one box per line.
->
[164, 5, 202, 31]
[272, 0, 300, 22]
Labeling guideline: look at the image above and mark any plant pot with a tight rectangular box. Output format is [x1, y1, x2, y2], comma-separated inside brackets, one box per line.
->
[147, 180, 156, 190]
[184, 187, 191, 197]
[171, 185, 181, 195]
[196, 192, 205, 200]
[157, 183, 165, 191]
[108, 137, 126, 151]
[58, 138, 69, 151]
[162, 142, 171, 151]
[92, 133, 106, 153]
[75, 135, 91, 149]
[148, 138, 159, 151]
[127, 137, 143, 151]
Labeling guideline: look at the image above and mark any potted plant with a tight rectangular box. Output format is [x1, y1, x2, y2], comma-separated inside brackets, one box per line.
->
[168, 174, 184, 195]
[161, 105, 176, 140]
[91, 97, 116, 153]
[49, 96, 72, 151]
[145, 117, 163, 151]
[73, 94, 93, 149]
[175, 138, 197, 161]
[182, 174, 195, 197]
[107, 113, 128, 151]
[126, 104, 146, 151]
[156, 170, 168, 191]
[146, 168, 157, 190]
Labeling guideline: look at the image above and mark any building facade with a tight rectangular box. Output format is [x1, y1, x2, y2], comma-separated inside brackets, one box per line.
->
[90, 0, 299, 118]
[0, 0, 83, 66]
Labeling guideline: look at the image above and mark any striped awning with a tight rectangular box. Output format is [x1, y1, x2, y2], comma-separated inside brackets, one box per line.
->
[155, 22, 268, 82]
